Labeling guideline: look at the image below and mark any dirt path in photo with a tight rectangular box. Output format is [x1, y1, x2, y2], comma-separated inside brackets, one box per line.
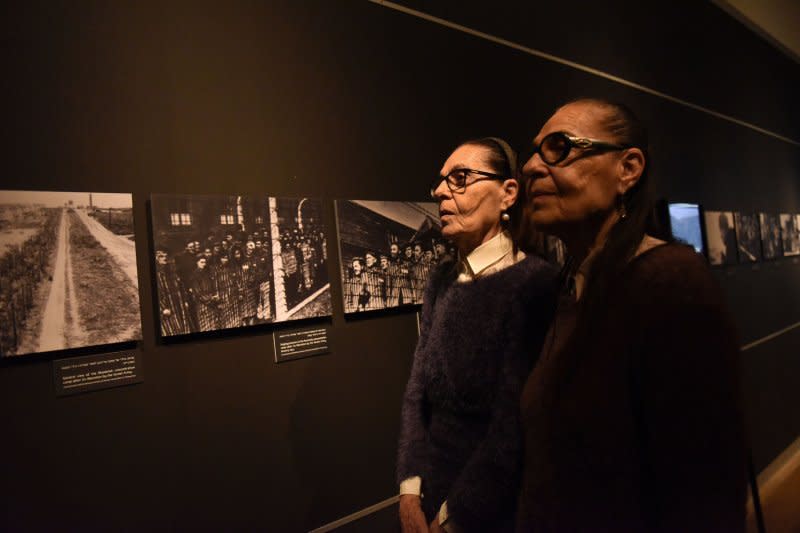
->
[68, 211, 141, 345]
[74, 209, 138, 288]
[36, 209, 85, 352]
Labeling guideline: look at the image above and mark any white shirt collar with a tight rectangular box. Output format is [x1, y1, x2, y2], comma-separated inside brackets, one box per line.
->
[459, 230, 514, 279]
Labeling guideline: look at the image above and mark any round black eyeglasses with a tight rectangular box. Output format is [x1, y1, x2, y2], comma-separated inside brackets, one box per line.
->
[522, 131, 631, 167]
[430, 168, 508, 198]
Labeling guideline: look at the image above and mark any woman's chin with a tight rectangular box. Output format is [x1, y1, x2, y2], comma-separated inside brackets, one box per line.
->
[531, 210, 560, 231]
[440, 224, 460, 240]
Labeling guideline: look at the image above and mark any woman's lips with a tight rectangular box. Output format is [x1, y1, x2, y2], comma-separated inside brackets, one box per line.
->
[531, 191, 556, 202]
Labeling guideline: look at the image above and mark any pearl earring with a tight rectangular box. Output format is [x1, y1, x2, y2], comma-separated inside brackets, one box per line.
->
[501, 212, 511, 223]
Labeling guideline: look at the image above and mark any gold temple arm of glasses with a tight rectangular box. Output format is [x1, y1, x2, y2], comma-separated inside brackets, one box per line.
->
[569, 137, 595, 148]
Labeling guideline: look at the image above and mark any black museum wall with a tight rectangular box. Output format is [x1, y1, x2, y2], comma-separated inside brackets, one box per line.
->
[1, 1, 799, 531]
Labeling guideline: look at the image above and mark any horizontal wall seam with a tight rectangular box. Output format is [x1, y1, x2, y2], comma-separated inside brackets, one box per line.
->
[740, 320, 800, 351]
[312, 317, 799, 531]
[308, 495, 399, 533]
[368, 0, 800, 147]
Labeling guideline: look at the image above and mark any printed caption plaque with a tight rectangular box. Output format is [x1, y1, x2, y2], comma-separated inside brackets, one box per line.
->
[53, 350, 144, 396]
[273, 325, 330, 363]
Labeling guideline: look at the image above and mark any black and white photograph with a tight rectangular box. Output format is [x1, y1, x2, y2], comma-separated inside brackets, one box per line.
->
[668, 202, 704, 254]
[733, 212, 762, 262]
[335, 200, 446, 314]
[703, 210, 738, 265]
[759, 213, 783, 260]
[779, 213, 800, 256]
[150, 194, 331, 337]
[0, 191, 141, 357]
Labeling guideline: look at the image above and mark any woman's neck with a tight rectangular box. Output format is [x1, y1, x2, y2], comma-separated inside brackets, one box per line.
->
[456, 224, 503, 258]
[562, 210, 620, 265]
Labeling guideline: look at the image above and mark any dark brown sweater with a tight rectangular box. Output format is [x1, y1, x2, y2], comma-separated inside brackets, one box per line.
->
[517, 243, 747, 532]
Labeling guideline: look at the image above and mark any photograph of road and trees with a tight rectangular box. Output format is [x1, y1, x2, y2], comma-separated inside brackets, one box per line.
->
[0, 191, 141, 357]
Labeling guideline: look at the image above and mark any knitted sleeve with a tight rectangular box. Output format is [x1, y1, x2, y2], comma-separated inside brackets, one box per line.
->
[396, 260, 454, 484]
[446, 260, 557, 531]
[629, 246, 747, 532]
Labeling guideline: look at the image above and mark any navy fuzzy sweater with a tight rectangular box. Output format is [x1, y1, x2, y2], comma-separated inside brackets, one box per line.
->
[397, 254, 557, 532]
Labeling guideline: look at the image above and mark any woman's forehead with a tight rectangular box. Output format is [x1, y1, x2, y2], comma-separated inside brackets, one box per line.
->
[442, 144, 491, 171]
[541, 102, 608, 138]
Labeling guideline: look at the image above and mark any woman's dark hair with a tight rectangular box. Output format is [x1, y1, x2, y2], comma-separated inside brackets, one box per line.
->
[561, 98, 662, 340]
[458, 137, 543, 254]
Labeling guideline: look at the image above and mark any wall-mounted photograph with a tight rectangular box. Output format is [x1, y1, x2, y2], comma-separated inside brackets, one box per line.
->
[0, 191, 141, 357]
[335, 200, 445, 314]
[733, 212, 762, 262]
[759, 213, 783, 260]
[150, 194, 330, 337]
[704, 210, 738, 265]
[668, 202, 704, 254]
[779, 213, 800, 256]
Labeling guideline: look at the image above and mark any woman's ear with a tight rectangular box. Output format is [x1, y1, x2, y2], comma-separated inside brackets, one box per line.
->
[500, 178, 519, 211]
[617, 148, 645, 195]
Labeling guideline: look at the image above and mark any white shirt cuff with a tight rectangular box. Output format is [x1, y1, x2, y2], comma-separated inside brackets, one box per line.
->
[438, 500, 449, 524]
[399, 476, 422, 496]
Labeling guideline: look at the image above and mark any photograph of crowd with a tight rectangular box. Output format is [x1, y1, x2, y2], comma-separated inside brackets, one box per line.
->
[734, 212, 762, 263]
[668, 203, 705, 254]
[759, 213, 783, 260]
[0, 191, 141, 357]
[779, 213, 800, 256]
[150, 194, 330, 337]
[335, 200, 447, 314]
[704, 210, 738, 265]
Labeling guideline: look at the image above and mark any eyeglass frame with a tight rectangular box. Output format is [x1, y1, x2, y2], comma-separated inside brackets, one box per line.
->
[523, 131, 632, 167]
[430, 168, 510, 198]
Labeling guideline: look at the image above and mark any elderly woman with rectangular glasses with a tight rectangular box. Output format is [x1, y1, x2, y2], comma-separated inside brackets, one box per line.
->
[397, 137, 557, 533]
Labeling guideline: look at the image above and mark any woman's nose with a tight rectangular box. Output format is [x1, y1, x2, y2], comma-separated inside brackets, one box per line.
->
[432, 178, 451, 200]
[520, 152, 548, 181]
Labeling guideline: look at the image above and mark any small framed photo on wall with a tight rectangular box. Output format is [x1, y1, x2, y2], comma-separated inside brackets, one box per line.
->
[733, 212, 761, 262]
[759, 213, 783, 260]
[779, 214, 800, 256]
[668, 202, 705, 255]
[703, 210, 738, 265]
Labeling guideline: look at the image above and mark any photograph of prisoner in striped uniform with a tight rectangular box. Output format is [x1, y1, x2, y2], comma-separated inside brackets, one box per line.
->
[0, 191, 141, 357]
[335, 200, 449, 314]
[150, 194, 331, 337]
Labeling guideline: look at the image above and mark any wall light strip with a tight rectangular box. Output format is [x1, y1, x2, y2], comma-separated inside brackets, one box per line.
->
[308, 495, 399, 533]
[740, 320, 800, 351]
[368, 0, 800, 147]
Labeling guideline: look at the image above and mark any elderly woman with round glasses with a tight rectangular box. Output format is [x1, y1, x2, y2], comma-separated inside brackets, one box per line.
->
[515, 98, 747, 531]
[397, 137, 556, 533]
